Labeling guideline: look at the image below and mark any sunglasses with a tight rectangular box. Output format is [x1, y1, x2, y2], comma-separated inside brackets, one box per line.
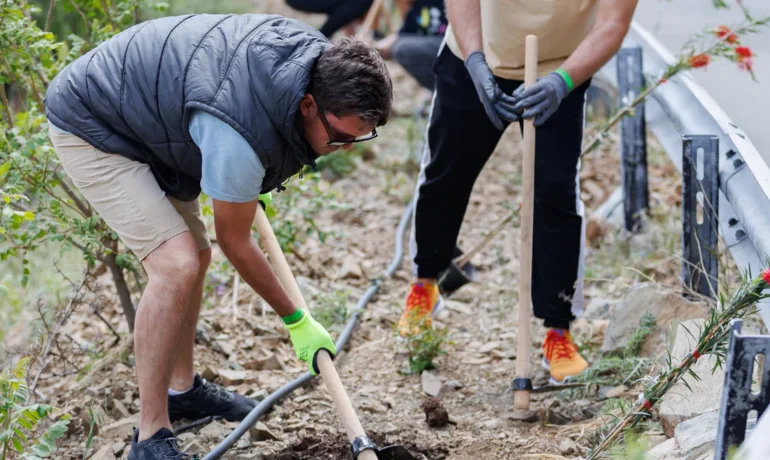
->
[317, 104, 378, 146]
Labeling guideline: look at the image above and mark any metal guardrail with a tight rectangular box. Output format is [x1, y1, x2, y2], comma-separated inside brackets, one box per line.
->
[594, 21, 770, 326]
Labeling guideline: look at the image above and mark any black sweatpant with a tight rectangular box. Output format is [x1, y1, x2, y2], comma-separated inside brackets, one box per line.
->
[411, 46, 588, 329]
[285, 0, 373, 38]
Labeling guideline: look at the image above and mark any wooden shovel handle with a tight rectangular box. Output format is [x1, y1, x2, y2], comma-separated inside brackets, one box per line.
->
[253, 206, 378, 460]
[513, 35, 538, 411]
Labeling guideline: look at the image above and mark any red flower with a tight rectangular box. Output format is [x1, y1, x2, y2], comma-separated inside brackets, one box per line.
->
[715, 25, 739, 44]
[738, 58, 754, 72]
[689, 54, 711, 68]
[736, 46, 753, 59]
[762, 268, 770, 284]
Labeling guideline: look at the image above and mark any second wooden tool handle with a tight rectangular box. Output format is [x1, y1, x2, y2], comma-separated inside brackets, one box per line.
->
[253, 206, 377, 460]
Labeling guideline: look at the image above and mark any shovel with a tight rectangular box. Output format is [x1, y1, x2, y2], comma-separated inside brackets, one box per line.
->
[512, 35, 538, 420]
[253, 205, 418, 460]
[438, 207, 520, 296]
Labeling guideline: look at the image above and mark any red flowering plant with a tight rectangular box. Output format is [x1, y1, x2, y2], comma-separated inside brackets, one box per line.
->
[582, 14, 769, 157]
[587, 266, 770, 459]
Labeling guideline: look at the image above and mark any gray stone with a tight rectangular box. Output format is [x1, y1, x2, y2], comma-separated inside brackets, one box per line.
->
[198, 420, 230, 439]
[647, 438, 678, 460]
[296, 276, 320, 300]
[217, 369, 247, 386]
[481, 418, 501, 430]
[216, 340, 235, 357]
[100, 413, 141, 441]
[648, 411, 719, 460]
[602, 284, 708, 357]
[181, 440, 206, 456]
[249, 421, 280, 441]
[479, 341, 502, 353]
[244, 354, 283, 371]
[111, 442, 126, 456]
[583, 297, 618, 320]
[421, 371, 443, 397]
[558, 438, 578, 455]
[674, 411, 719, 457]
[90, 445, 113, 460]
[201, 367, 218, 382]
[659, 320, 723, 437]
[177, 432, 195, 442]
[599, 385, 628, 400]
[111, 398, 130, 418]
[339, 258, 363, 279]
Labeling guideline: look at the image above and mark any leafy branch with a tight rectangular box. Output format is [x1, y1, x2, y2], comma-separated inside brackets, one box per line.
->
[586, 268, 770, 459]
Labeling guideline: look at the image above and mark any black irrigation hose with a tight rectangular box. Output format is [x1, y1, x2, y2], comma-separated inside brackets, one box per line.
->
[202, 195, 416, 460]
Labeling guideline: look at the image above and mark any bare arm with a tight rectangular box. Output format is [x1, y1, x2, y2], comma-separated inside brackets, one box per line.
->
[560, 0, 638, 87]
[213, 199, 297, 318]
[445, 0, 482, 59]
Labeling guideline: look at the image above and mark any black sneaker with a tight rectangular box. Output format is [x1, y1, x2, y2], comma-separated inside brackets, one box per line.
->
[168, 374, 257, 422]
[128, 428, 190, 460]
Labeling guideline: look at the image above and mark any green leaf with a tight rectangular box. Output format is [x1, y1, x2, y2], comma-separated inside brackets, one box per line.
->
[12, 436, 23, 452]
[0, 161, 10, 178]
[31, 442, 51, 457]
[13, 428, 27, 443]
[18, 417, 34, 430]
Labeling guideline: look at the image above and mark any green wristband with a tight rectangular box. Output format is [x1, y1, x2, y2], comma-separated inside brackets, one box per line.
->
[554, 68, 574, 93]
[282, 309, 305, 325]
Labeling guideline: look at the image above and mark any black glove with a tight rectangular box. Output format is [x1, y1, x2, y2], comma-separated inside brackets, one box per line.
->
[465, 51, 519, 131]
[510, 72, 570, 127]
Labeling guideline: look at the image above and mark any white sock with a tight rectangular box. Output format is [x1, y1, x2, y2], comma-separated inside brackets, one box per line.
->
[168, 384, 194, 396]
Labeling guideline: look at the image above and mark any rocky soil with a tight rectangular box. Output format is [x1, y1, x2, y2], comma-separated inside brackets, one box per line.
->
[13, 4, 755, 460]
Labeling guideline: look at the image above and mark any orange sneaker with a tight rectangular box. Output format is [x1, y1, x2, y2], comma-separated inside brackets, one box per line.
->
[397, 282, 444, 337]
[542, 328, 588, 384]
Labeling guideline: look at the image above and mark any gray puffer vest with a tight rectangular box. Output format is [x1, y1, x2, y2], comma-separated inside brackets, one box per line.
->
[45, 14, 329, 201]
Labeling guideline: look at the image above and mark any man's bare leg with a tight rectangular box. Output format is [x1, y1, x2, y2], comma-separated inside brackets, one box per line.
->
[135, 232, 201, 441]
[169, 248, 212, 391]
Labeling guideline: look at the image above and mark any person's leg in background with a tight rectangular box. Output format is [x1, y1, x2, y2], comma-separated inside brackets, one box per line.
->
[400, 46, 506, 335]
[285, 0, 373, 37]
[391, 34, 444, 91]
[527, 80, 592, 384]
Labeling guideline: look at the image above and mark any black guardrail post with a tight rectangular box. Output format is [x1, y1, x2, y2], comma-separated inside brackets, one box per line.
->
[682, 135, 719, 298]
[715, 319, 770, 459]
[617, 46, 649, 232]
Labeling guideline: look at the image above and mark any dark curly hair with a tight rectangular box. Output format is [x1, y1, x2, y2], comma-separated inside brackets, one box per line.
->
[308, 38, 393, 127]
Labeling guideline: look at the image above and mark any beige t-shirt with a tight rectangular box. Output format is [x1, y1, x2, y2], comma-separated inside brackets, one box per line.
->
[446, 0, 599, 80]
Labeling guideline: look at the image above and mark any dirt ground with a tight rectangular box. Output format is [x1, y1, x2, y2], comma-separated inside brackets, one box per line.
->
[20, 4, 707, 460]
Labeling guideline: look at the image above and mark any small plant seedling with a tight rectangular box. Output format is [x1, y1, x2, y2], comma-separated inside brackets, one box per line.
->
[399, 312, 450, 374]
[311, 289, 351, 336]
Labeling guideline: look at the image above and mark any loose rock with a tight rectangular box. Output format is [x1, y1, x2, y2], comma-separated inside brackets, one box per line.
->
[198, 420, 230, 439]
[100, 413, 141, 441]
[217, 369, 247, 386]
[659, 320, 723, 436]
[421, 371, 443, 397]
[90, 445, 113, 460]
[249, 421, 281, 441]
[599, 385, 628, 400]
[602, 284, 708, 357]
[201, 367, 218, 382]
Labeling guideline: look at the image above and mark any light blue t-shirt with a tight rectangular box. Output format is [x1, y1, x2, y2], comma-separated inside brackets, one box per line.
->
[49, 111, 265, 203]
[189, 111, 265, 203]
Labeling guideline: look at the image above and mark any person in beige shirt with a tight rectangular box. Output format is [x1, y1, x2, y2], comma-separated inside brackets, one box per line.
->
[398, 0, 638, 385]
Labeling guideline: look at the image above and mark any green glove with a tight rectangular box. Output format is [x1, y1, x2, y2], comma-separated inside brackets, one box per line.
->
[284, 310, 336, 375]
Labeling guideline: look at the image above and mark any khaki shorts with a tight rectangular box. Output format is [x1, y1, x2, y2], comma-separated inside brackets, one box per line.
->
[49, 129, 210, 260]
